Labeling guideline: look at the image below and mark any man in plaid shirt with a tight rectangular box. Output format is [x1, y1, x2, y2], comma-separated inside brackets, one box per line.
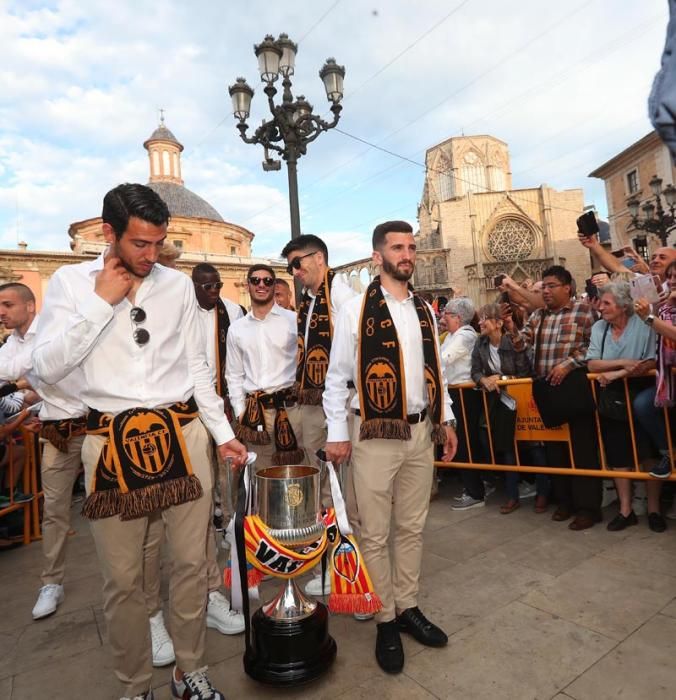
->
[505, 265, 601, 531]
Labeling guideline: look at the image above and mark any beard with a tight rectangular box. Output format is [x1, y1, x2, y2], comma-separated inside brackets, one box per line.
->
[111, 244, 153, 279]
[381, 257, 414, 281]
[251, 289, 275, 306]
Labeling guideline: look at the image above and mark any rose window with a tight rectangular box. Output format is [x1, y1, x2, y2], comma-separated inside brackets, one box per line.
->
[487, 219, 535, 262]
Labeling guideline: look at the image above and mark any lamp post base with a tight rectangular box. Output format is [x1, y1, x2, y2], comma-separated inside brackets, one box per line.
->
[244, 602, 337, 686]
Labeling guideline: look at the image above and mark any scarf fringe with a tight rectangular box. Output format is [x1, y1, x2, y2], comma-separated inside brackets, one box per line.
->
[359, 418, 411, 442]
[114, 475, 203, 521]
[41, 423, 70, 453]
[431, 424, 446, 445]
[81, 488, 123, 520]
[235, 422, 270, 445]
[223, 562, 265, 589]
[328, 592, 383, 615]
[298, 387, 324, 406]
[271, 448, 306, 466]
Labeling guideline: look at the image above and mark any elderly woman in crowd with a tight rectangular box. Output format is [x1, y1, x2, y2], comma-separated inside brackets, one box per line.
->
[586, 280, 664, 532]
[634, 260, 676, 490]
[470, 303, 548, 514]
[440, 298, 485, 510]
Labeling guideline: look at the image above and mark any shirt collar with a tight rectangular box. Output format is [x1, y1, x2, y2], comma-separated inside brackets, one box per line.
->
[246, 302, 284, 321]
[13, 314, 39, 343]
[381, 286, 414, 303]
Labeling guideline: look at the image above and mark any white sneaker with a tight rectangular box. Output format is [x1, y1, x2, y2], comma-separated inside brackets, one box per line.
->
[206, 591, 245, 635]
[518, 482, 536, 499]
[149, 610, 175, 667]
[120, 692, 153, 700]
[304, 571, 331, 596]
[353, 612, 374, 621]
[451, 492, 485, 511]
[32, 583, 64, 620]
[171, 666, 224, 699]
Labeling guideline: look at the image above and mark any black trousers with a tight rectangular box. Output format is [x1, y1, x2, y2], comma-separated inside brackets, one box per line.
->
[449, 387, 487, 500]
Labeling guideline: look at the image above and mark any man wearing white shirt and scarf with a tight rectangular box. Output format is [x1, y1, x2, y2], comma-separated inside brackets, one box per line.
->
[0, 283, 90, 621]
[226, 264, 305, 469]
[32, 183, 247, 700]
[323, 220, 458, 674]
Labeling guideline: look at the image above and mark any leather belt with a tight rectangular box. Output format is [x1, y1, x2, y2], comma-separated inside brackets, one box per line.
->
[353, 408, 427, 424]
[255, 388, 297, 410]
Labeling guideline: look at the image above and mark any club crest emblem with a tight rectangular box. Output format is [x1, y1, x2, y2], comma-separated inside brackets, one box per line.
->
[121, 410, 171, 480]
[306, 345, 329, 387]
[365, 359, 398, 413]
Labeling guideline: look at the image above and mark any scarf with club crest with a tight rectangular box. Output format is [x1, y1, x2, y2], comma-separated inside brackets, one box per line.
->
[234, 388, 305, 465]
[357, 277, 446, 443]
[296, 269, 335, 405]
[81, 398, 202, 521]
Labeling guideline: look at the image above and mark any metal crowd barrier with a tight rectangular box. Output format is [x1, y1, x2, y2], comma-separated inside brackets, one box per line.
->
[436, 373, 675, 480]
[0, 429, 43, 545]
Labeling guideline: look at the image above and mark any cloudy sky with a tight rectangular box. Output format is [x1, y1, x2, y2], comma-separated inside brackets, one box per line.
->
[0, 0, 670, 264]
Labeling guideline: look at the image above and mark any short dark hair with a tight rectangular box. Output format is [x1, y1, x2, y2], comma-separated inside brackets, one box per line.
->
[542, 265, 572, 286]
[247, 264, 275, 280]
[102, 183, 170, 239]
[191, 262, 219, 280]
[274, 278, 290, 289]
[372, 220, 413, 250]
[280, 234, 329, 264]
[0, 283, 35, 303]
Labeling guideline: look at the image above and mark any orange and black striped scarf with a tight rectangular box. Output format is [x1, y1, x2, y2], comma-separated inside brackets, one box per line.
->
[296, 269, 334, 405]
[82, 398, 202, 521]
[356, 277, 445, 443]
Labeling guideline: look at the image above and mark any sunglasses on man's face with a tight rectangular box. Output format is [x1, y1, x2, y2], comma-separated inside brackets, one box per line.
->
[196, 281, 223, 292]
[248, 276, 275, 287]
[286, 250, 317, 275]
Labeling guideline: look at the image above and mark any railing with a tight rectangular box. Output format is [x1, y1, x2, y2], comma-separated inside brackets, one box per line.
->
[436, 373, 674, 480]
[0, 429, 43, 545]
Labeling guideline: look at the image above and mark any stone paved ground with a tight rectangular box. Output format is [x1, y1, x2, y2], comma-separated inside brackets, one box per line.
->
[2, 476, 676, 699]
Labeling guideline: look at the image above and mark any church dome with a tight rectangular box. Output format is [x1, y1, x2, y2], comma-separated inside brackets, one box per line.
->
[143, 124, 183, 151]
[148, 181, 225, 223]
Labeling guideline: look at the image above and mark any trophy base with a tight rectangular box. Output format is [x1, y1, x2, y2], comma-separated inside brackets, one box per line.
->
[244, 601, 337, 686]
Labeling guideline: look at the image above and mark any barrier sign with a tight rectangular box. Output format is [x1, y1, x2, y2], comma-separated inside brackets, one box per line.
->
[508, 383, 570, 441]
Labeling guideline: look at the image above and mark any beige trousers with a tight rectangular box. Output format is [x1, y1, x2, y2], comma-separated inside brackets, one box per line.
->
[245, 404, 306, 470]
[40, 436, 85, 585]
[83, 418, 212, 697]
[299, 404, 332, 506]
[350, 416, 434, 623]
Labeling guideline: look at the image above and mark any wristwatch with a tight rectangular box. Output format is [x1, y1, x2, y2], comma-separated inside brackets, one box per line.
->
[442, 419, 457, 429]
[645, 314, 656, 325]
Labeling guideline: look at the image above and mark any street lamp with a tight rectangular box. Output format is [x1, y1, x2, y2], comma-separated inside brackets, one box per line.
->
[626, 174, 676, 246]
[228, 33, 345, 241]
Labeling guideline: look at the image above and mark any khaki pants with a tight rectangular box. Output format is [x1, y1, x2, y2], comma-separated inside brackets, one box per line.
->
[300, 404, 332, 506]
[246, 405, 306, 470]
[40, 436, 85, 585]
[83, 418, 212, 697]
[350, 416, 434, 623]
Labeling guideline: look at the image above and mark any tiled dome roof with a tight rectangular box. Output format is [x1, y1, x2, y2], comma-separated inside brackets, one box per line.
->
[143, 125, 182, 149]
[148, 181, 224, 222]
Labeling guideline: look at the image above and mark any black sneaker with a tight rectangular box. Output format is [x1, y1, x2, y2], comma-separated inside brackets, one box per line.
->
[397, 606, 448, 647]
[375, 620, 404, 674]
[648, 512, 667, 533]
[171, 667, 224, 699]
[607, 511, 638, 532]
[649, 455, 672, 479]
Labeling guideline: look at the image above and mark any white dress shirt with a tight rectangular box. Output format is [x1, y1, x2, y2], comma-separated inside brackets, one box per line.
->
[323, 287, 454, 442]
[440, 325, 477, 385]
[225, 303, 297, 418]
[0, 315, 88, 420]
[302, 272, 357, 345]
[197, 298, 244, 386]
[32, 254, 234, 445]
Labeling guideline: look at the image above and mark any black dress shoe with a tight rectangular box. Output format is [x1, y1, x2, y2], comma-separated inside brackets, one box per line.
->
[375, 620, 404, 674]
[396, 606, 448, 647]
[607, 511, 638, 532]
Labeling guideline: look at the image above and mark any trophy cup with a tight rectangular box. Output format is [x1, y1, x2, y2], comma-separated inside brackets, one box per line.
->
[242, 463, 337, 686]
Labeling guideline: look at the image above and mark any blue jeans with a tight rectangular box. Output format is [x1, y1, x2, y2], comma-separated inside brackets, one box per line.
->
[505, 445, 550, 501]
[633, 386, 668, 454]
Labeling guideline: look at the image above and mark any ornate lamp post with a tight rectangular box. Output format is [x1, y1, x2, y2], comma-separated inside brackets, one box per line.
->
[228, 33, 345, 241]
[626, 174, 676, 246]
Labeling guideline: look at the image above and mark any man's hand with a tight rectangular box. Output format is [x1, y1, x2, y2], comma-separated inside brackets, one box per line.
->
[546, 362, 573, 386]
[624, 248, 649, 274]
[217, 438, 248, 466]
[325, 441, 351, 465]
[440, 426, 458, 462]
[95, 256, 133, 306]
[577, 232, 600, 250]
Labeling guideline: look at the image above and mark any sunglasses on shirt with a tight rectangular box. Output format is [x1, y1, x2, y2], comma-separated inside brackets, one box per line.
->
[248, 276, 275, 287]
[130, 306, 150, 346]
[196, 281, 224, 292]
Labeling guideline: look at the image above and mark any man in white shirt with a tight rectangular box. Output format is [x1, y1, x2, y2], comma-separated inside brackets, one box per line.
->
[323, 221, 457, 675]
[32, 183, 247, 700]
[226, 264, 304, 470]
[0, 283, 89, 621]
[280, 234, 357, 596]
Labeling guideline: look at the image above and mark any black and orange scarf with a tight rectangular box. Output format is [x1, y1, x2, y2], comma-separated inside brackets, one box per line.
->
[235, 389, 305, 465]
[41, 416, 87, 453]
[356, 277, 445, 443]
[82, 398, 202, 521]
[296, 269, 335, 405]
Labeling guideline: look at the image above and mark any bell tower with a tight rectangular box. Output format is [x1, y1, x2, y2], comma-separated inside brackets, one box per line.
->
[143, 111, 184, 185]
